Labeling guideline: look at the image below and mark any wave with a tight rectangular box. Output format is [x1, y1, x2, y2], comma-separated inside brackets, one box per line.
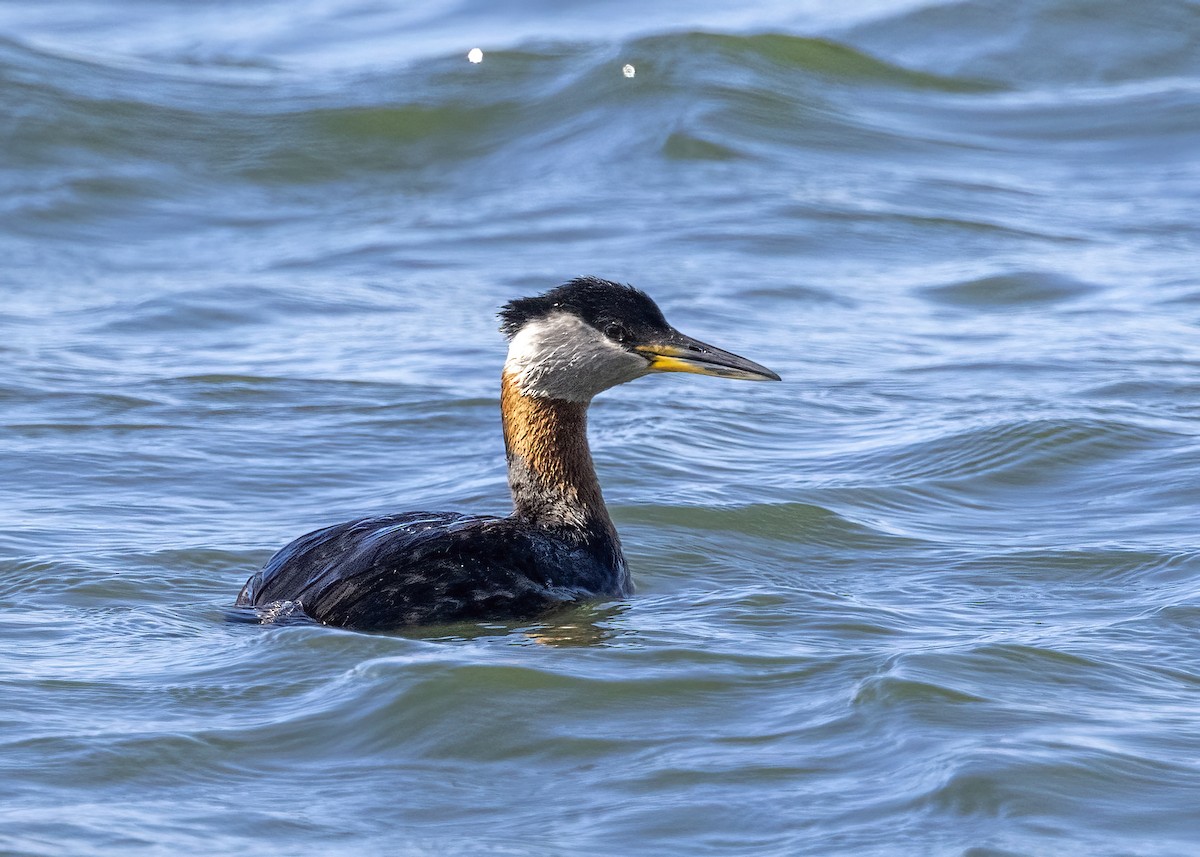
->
[921, 271, 1098, 308]
[845, 0, 1200, 87]
[818, 417, 1179, 486]
[7, 20, 1192, 200]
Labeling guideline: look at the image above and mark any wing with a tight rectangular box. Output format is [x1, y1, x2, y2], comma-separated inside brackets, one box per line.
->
[238, 512, 619, 630]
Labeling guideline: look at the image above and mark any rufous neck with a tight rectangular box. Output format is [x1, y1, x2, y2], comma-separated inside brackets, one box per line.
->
[501, 371, 613, 534]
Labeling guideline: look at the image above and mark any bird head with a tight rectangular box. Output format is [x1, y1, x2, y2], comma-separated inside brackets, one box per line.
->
[499, 277, 780, 402]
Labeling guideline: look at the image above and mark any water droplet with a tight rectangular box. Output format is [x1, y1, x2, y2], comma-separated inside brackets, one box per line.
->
[622, 64, 635, 78]
[467, 48, 483, 64]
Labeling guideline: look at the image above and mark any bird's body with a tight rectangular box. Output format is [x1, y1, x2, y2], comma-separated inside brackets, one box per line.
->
[236, 510, 625, 630]
[237, 277, 778, 630]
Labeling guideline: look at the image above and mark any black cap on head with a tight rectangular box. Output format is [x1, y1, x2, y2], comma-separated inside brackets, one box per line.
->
[499, 277, 669, 341]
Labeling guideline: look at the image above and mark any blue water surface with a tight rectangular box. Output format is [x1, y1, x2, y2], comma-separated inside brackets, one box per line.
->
[2, 1, 1199, 855]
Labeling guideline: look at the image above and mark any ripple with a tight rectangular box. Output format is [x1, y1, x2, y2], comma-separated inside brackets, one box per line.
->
[630, 502, 924, 550]
[853, 675, 987, 706]
[843, 417, 1177, 488]
[921, 270, 1098, 308]
[660, 130, 744, 161]
[848, 0, 1200, 87]
[682, 31, 1002, 92]
[921, 743, 1200, 841]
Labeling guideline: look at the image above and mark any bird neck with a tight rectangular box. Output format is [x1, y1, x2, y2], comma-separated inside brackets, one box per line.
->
[500, 371, 616, 540]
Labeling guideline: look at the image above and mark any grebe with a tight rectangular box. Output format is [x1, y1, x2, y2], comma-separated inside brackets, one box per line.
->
[236, 277, 779, 630]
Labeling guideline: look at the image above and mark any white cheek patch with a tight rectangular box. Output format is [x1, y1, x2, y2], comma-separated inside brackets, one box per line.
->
[504, 313, 648, 401]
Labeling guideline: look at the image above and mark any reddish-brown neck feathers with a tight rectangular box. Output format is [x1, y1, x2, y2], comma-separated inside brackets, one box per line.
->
[500, 371, 611, 531]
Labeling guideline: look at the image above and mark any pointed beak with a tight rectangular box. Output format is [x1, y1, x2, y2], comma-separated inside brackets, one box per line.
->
[635, 328, 781, 382]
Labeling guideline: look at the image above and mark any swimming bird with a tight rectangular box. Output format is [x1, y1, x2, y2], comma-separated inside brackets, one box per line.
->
[236, 277, 779, 630]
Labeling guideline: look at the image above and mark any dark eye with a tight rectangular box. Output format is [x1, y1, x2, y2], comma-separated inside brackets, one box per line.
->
[604, 322, 630, 344]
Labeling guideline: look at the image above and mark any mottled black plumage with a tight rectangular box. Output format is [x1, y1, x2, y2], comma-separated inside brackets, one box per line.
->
[237, 512, 627, 631]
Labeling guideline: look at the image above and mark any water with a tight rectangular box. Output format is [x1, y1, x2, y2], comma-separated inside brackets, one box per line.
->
[2, 1, 1199, 854]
